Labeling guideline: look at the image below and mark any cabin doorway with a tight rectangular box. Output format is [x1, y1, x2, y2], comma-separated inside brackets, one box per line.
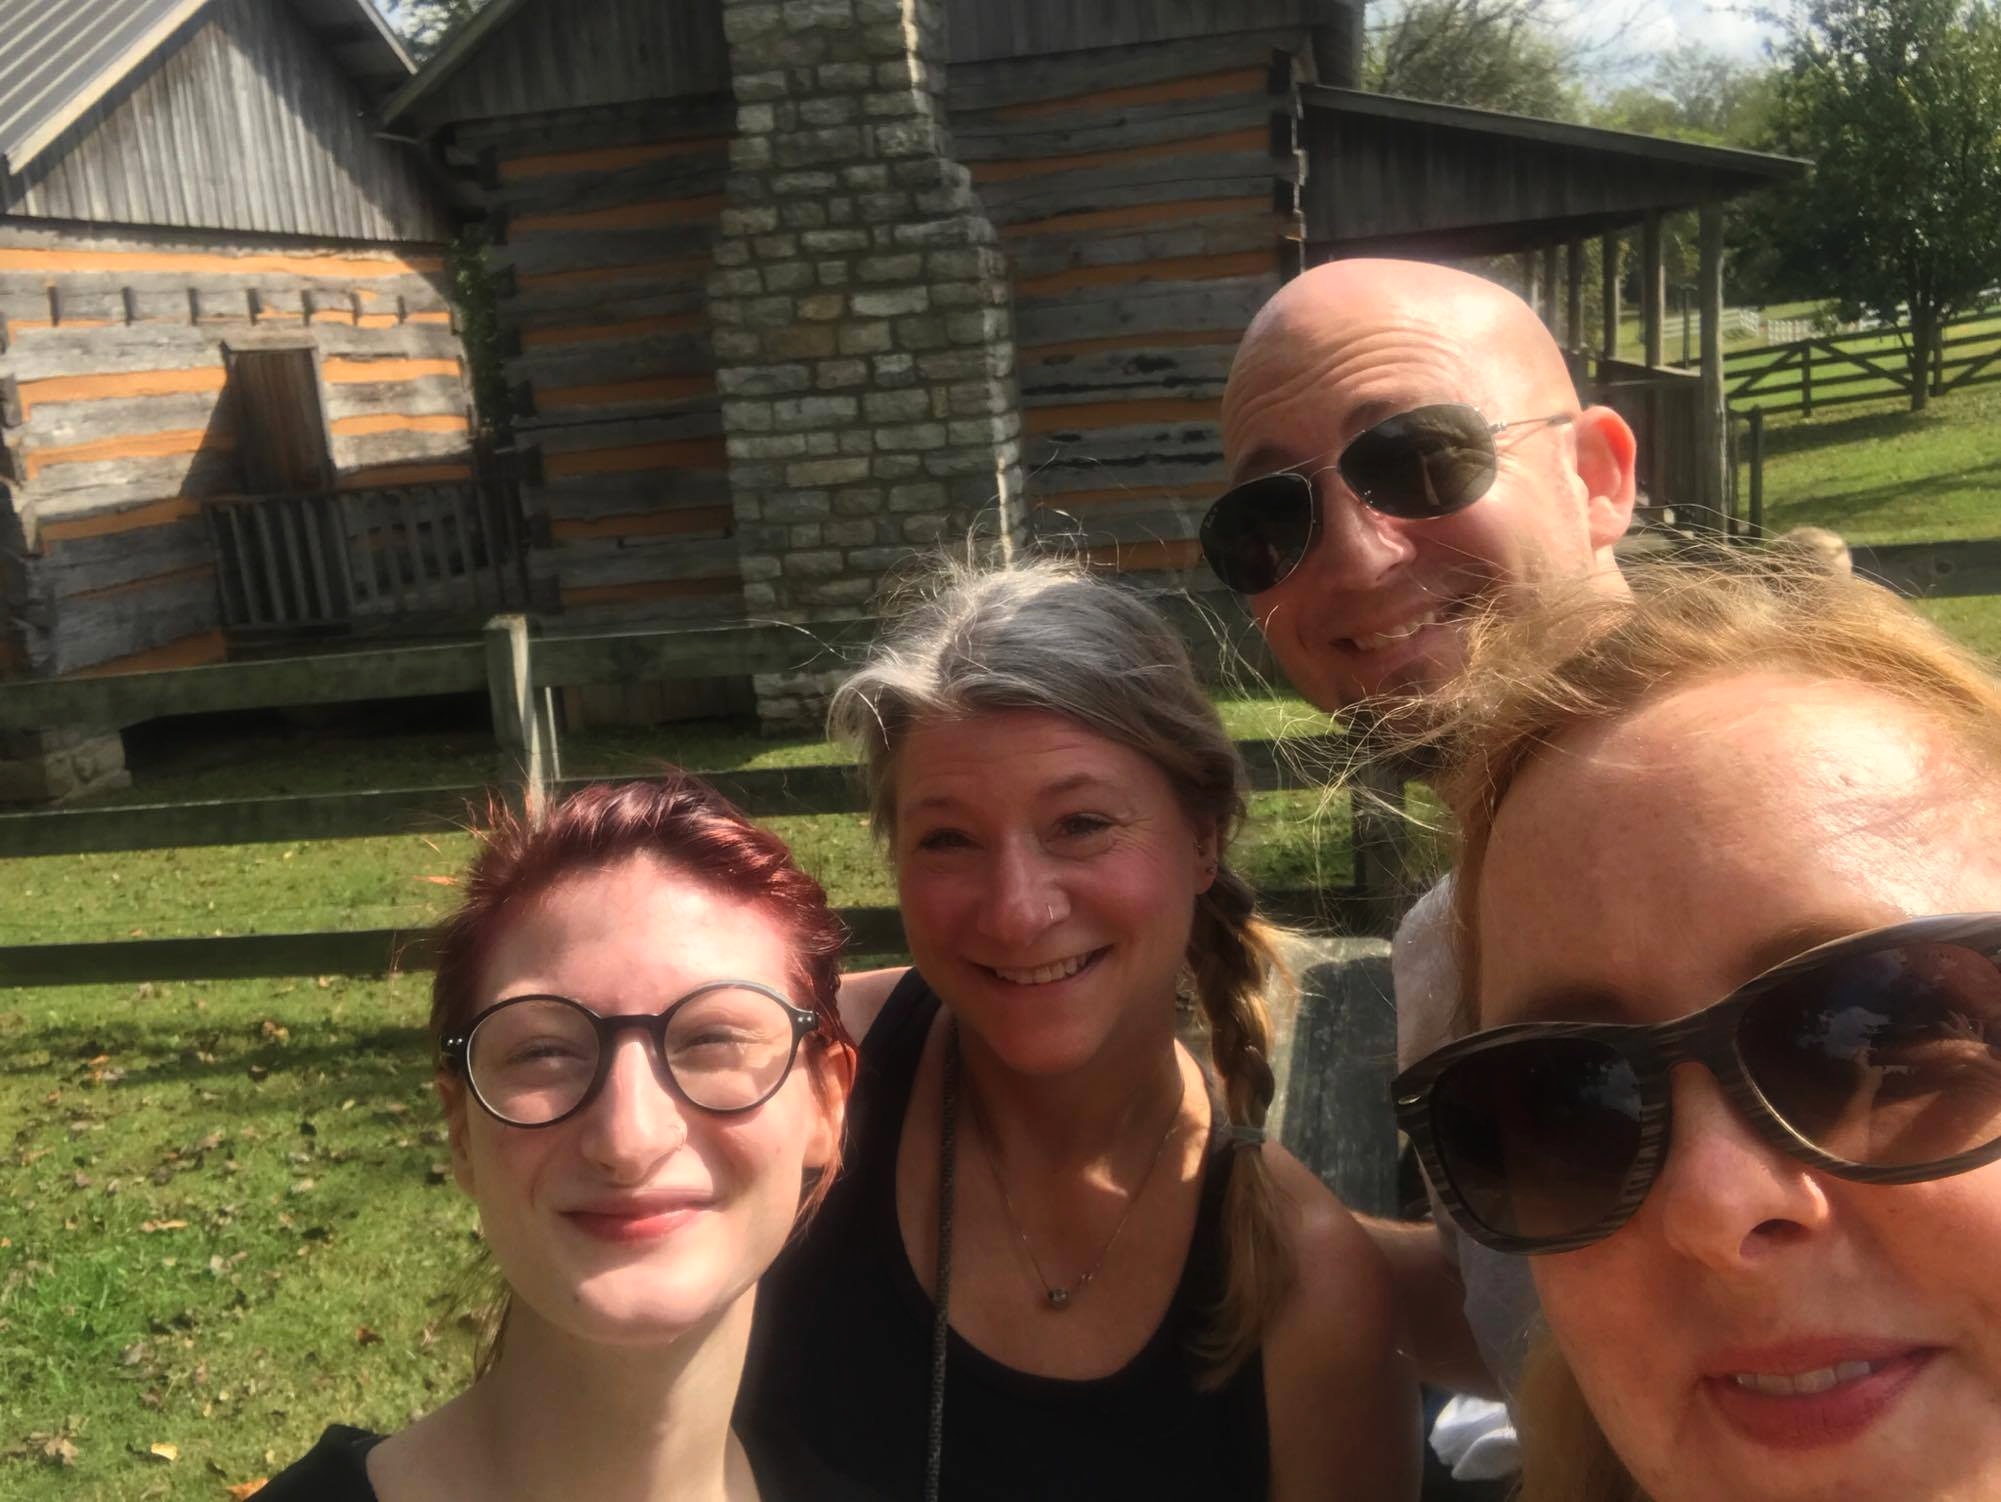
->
[227, 346, 336, 495]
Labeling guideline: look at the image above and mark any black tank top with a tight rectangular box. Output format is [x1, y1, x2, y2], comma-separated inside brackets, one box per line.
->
[738, 972, 1270, 1500]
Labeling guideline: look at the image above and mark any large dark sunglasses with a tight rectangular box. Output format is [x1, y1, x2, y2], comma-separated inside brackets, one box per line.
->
[441, 982, 823, 1128]
[1200, 403, 1574, 594]
[1395, 913, 2001, 1255]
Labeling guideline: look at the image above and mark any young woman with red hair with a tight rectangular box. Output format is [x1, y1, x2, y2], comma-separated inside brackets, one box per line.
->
[261, 775, 860, 1502]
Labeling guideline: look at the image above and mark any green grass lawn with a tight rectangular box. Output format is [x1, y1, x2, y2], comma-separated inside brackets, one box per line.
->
[1748, 381, 2001, 657]
[0, 693, 1362, 1498]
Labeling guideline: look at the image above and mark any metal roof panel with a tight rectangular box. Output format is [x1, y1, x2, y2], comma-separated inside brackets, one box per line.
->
[0, 0, 415, 177]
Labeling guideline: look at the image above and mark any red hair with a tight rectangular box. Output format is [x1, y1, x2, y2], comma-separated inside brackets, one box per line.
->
[429, 774, 854, 1374]
[430, 774, 848, 1052]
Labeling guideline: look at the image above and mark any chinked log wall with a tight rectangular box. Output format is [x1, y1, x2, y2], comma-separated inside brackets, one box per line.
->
[949, 31, 1308, 584]
[0, 224, 468, 677]
[480, 96, 739, 626]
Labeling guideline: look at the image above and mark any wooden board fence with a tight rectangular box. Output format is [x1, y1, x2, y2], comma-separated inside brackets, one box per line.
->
[0, 738, 1331, 859]
[0, 603, 1405, 988]
[1725, 309, 2001, 414]
[0, 887, 1374, 988]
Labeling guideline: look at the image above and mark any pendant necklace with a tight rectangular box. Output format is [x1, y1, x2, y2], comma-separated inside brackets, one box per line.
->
[959, 1042, 1185, 1311]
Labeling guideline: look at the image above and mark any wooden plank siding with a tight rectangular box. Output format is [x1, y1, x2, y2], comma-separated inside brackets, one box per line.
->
[950, 33, 1309, 585]
[0, 0, 445, 243]
[0, 224, 471, 676]
[478, 96, 739, 627]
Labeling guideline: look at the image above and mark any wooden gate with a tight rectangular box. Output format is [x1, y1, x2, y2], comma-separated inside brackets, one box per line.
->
[207, 478, 533, 637]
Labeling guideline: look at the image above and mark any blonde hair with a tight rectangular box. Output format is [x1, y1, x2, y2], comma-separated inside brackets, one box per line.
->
[1423, 560, 2001, 1028]
[1412, 560, 2001, 1502]
[828, 557, 1295, 1381]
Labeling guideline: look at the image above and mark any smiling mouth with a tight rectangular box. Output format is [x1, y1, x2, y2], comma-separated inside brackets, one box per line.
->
[1729, 1359, 1887, 1396]
[982, 948, 1107, 986]
[563, 1204, 707, 1243]
[1340, 601, 1465, 655]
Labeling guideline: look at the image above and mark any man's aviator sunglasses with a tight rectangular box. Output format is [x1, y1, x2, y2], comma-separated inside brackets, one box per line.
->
[441, 981, 823, 1128]
[1394, 913, 2001, 1256]
[1200, 403, 1574, 595]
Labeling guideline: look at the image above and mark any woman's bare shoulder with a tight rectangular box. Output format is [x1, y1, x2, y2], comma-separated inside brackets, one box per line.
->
[1261, 1146, 1397, 1326]
[837, 966, 911, 1043]
[1258, 1145, 1421, 1500]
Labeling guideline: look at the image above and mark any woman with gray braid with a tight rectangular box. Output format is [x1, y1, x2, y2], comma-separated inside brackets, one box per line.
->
[736, 559, 1417, 1500]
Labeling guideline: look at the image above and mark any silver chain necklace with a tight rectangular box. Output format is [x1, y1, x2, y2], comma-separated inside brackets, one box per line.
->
[959, 1040, 1185, 1312]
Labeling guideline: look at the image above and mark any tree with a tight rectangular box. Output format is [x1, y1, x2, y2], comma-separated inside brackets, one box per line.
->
[374, 0, 488, 58]
[1365, 0, 1585, 119]
[1596, 48, 1783, 306]
[1762, 0, 2001, 410]
[1596, 45, 1779, 147]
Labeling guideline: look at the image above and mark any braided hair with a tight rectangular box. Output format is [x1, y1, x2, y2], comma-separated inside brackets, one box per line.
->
[830, 558, 1296, 1381]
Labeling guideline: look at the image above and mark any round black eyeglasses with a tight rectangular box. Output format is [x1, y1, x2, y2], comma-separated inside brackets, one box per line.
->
[441, 982, 823, 1128]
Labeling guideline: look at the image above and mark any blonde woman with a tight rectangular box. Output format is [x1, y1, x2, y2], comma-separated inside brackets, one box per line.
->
[1394, 564, 2001, 1502]
[736, 561, 1418, 1500]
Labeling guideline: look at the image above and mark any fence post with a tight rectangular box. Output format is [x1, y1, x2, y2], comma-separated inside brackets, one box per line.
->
[485, 614, 559, 821]
[1747, 407, 1765, 539]
[1725, 413, 1739, 537]
[1351, 758, 1416, 938]
[1802, 342, 1814, 416]
[1273, 939, 1400, 1218]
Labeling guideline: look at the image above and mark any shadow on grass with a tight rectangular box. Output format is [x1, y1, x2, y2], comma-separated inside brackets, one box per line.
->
[1765, 455, 2001, 532]
[1760, 402, 1940, 460]
[2, 1022, 432, 1094]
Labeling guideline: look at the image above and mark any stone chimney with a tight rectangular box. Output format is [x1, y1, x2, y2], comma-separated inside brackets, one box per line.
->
[711, 0, 1025, 734]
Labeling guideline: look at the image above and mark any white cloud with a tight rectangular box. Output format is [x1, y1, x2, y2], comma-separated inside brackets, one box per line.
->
[1552, 0, 1782, 79]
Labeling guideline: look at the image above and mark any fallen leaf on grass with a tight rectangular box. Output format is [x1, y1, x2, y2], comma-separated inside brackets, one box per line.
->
[141, 1219, 189, 1233]
[147, 1441, 179, 1463]
[226, 1480, 269, 1499]
[42, 1435, 78, 1467]
[415, 874, 458, 887]
[355, 1325, 382, 1346]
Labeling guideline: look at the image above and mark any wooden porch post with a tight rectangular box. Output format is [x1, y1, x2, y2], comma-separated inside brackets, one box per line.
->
[1566, 239, 1585, 351]
[1698, 202, 1728, 533]
[485, 613, 560, 821]
[1642, 210, 1665, 368]
[1540, 243, 1560, 329]
[1601, 231, 1621, 360]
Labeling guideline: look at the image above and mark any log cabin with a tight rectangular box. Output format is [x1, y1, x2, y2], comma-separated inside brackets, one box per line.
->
[0, 0, 1805, 771]
[387, 0, 1801, 731]
[0, 0, 507, 797]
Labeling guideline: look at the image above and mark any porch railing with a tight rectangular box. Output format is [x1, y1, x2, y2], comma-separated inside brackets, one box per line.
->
[205, 477, 532, 634]
[1590, 358, 1733, 532]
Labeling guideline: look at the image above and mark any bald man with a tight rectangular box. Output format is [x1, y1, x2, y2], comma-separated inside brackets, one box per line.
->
[1216, 258, 1637, 711]
[1206, 262, 1641, 1415]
